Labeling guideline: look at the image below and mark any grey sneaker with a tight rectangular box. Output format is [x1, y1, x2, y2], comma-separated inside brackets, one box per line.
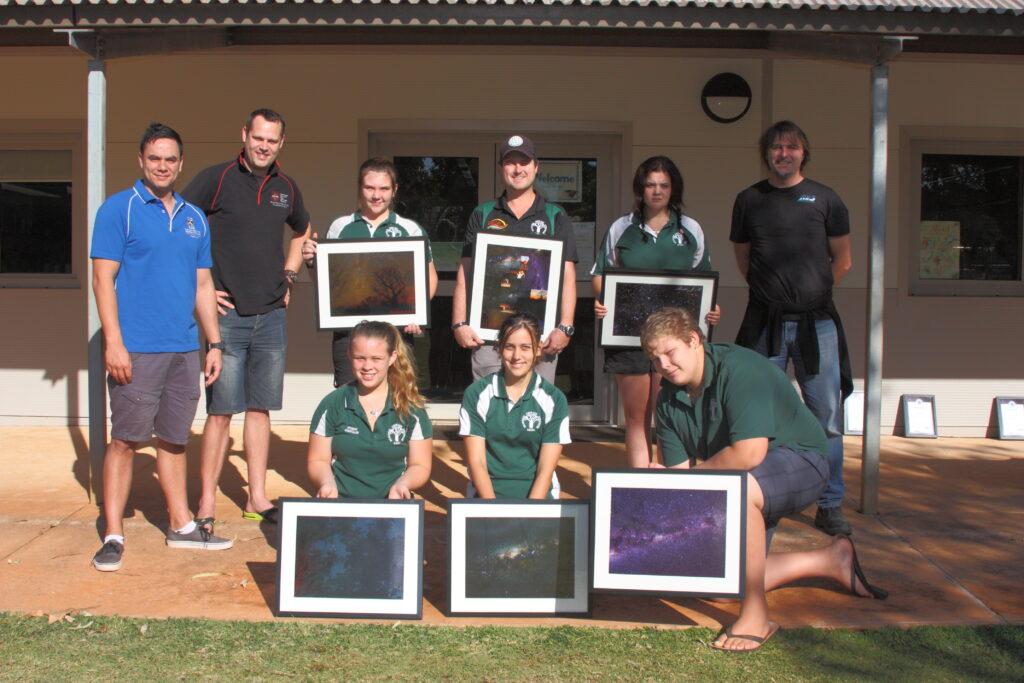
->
[166, 525, 234, 550]
[93, 540, 124, 571]
[814, 506, 853, 536]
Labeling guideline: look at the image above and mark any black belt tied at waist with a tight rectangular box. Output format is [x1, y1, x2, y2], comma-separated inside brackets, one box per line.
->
[735, 292, 853, 400]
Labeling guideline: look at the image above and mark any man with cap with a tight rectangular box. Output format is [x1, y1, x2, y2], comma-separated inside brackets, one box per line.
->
[451, 135, 579, 382]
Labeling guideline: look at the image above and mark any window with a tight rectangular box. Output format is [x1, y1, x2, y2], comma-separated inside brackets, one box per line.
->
[909, 136, 1024, 296]
[0, 144, 77, 287]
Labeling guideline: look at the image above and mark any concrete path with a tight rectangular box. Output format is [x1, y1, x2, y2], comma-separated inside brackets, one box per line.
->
[1, 427, 1021, 629]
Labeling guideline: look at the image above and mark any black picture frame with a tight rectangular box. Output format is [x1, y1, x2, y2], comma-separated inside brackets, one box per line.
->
[274, 497, 424, 619]
[446, 499, 591, 616]
[599, 269, 719, 347]
[313, 237, 430, 331]
[468, 232, 565, 342]
[590, 468, 746, 598]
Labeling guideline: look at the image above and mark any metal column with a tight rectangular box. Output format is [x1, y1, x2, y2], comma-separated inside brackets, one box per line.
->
[86, 58, 107, 502]
[860, 63, 889, 515]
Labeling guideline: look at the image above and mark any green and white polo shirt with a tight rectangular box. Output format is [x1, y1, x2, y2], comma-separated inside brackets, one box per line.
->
[459, 371, 571, 499]
[655, 343, 827, 467]
[591, 210, 710, 276]
[310, 382, 433, 499]
[324, 210, 434, 262]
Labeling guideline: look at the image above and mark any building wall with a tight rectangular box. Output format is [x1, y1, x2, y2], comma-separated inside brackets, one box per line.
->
[2, 45, 1022, 434]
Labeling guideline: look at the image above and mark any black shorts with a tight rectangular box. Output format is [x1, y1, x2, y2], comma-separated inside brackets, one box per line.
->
[751, 446, 829, 528]
[603, 348, 653, 375]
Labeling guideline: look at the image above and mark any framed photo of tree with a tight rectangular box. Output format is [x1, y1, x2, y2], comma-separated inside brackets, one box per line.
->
[314, 238, 430, 330]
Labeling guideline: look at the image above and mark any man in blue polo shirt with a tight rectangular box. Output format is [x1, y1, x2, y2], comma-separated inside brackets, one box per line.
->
[90, 123, 232, 573]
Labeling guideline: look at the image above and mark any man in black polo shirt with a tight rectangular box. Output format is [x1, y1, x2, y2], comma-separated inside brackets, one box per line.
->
[730, 120, 854, 536]
[182, 108, 311, 528]
[452, 135, 578, 383]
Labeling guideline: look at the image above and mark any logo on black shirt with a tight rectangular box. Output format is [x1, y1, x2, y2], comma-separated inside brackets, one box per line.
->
[798, 194, 816, 203]
[486, 218, 509, 231]
[530, 220, 549, 235]
[269, 191, 290, 209]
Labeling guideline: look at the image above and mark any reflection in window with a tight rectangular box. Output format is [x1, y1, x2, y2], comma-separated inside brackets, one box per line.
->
[920, 154, 1022, 281]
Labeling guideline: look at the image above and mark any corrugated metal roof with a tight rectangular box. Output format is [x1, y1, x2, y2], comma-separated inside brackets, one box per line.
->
[1, 0, 1021, 12]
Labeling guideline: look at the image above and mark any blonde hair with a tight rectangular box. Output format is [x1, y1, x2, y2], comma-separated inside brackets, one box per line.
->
[640, 307, 705, 357]
[496, 313, 542, 373]
[351, 321, 424, 421]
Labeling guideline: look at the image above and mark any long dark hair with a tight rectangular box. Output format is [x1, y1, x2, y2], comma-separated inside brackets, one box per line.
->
[632, 155, 684, 217]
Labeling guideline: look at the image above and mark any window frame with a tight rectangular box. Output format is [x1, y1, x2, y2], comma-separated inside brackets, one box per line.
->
[905, 129, 1024, 297]
[0, 127, 83, 289]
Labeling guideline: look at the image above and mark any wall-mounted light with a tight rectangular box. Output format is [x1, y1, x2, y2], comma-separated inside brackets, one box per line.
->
[701, 73, 752, 124]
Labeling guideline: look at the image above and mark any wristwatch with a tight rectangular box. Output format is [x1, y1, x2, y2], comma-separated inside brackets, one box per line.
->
[206, 341, 226, 352]
[451, 321, 470, 331]
[557, 324, 575, 337]
[283, 269, 298, 284]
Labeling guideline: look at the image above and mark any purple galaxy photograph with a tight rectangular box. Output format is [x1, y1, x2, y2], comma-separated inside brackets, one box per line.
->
[479, 245, 552, 330]
[611, 282, 704, 337]
[292, 516, 405, 600]
[608, 487, 727, 578]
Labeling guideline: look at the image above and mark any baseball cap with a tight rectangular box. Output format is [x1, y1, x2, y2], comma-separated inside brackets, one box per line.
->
[499, 135, 537, 161]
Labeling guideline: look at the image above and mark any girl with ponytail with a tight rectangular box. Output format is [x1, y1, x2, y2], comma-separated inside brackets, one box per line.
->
[307, 320, 433, 499]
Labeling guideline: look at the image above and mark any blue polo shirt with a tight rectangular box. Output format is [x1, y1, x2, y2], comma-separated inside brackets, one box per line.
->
[90, 179, 212, 352]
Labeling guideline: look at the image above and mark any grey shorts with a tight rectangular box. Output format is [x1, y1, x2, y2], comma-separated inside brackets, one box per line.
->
[751, 446, 829, 528]
[471, 343, 558, 383]
[108, 351, 201, 446]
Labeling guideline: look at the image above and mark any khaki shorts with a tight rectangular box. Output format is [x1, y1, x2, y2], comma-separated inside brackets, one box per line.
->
[108, 351, 201, 446]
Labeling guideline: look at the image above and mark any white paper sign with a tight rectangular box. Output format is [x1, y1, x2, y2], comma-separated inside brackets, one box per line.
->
[998, 399, 1024, 438]
[906, 397, 936, 437]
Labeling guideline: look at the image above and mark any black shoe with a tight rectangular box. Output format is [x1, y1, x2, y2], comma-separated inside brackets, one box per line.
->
[92, 539, 124, 572]
[814, 506, 852, 536]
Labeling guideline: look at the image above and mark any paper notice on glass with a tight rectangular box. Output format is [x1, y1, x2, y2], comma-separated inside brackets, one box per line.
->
[998, 399, 1024, 438]
[906, 397, 936, 437]
[573, 221, 596, 280]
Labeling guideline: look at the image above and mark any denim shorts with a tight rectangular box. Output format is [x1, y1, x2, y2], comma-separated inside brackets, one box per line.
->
[108, 351, 201, 446]
[207, 307, 287, 414]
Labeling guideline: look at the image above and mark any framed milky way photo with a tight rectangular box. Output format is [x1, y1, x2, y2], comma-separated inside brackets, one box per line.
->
[590, 469, 746, 598]
[314, 237, 430, 331]
[599, 269, 718, 347]
[468, 232, 564, 343]
[275, 498, 424, 619]
[447, 499, 590, 616]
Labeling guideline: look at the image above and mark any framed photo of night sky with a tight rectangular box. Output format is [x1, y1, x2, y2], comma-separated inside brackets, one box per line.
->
[599, 269, 718, 347]
[274, 498, 424, 619]
[468, 233, 564, 342]
[590, 469, 746, 598]
[447, 499, 590, 616]
[314, 237, 430, 330]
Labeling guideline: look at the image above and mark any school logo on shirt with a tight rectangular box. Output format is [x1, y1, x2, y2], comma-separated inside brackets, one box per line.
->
[344, 425, 360, 435]
[798, 194, 816, 203]
[486, 218, 509, 231]
[384, 226, 403, 238]
[387, 423, 407, 445]
[530, 220, 549, 235]
[184, 217, 201, 239]
[521, 411, 542, 432]
[672, 230, 686, 247]
[269, 191, 290, 209]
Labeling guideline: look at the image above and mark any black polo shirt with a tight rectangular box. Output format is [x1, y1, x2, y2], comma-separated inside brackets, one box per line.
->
[461, 193, 579, 263]
[182, 153, 310, 315]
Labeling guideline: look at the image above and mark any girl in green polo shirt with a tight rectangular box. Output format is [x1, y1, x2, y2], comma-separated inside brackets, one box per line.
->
[459, 313, 571, 499]
[307, 320, 433, 499]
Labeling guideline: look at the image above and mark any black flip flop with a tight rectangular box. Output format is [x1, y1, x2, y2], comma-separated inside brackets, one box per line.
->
[840, 534, 888, 600]
[709, 622, 781, 652]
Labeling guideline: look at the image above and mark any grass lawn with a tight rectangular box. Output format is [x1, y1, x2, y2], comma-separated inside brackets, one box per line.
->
[3, 613, 1022, 681]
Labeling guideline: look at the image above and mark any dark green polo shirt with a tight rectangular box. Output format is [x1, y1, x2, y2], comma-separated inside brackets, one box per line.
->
[458, 371, 570, 499]
[655, 343, 827, 467]
[310, 383, 432, 499]
[591, 210, 711, 276]
[462, 194, 579, 263]
[324, 210, 433, 262]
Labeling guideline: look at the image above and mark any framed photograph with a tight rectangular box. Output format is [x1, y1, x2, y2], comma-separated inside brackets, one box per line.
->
[447, 499, 590, 616]
[599, 269, 719, 347]
[994, 397, 1024, 440]
[591, 468, 746, 598]
[901, 394, 938, 438]
[275, 498, 424, 619]
[844, 390, 865, 436]
[314, 237, 430, 331]
[468, 232, 564, 342]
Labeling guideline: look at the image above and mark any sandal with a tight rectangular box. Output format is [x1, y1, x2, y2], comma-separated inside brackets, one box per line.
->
[242, 506, 278, 524]
[839, 534, 888, 600]
[709, 622, 781, 652]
